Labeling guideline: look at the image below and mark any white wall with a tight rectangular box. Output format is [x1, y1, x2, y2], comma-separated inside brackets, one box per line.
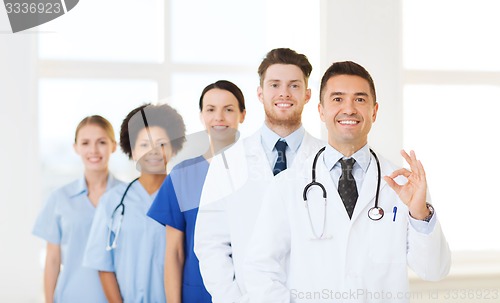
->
[0, 11, 42, 303]
[2, 1, 499, 302]
[319, 1, 500, 300]
[320, 0, 403, 164]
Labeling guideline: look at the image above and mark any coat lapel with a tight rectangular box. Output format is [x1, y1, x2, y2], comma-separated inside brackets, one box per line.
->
[292, 132, 325, 170]
[244, 130, 274, 179]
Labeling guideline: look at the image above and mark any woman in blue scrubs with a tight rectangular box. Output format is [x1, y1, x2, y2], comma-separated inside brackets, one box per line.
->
[33, 115, 123, 303]
[147, 80, 246, 303]
[83, 103, 186, 303]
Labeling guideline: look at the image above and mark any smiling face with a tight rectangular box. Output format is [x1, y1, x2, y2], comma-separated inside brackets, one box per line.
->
[74, 123, 117, 173]
[201, 88, 246, 147]
[258, 64, 311, 131]
[132, 126, 172, 174]
[319, 74, 378, 156]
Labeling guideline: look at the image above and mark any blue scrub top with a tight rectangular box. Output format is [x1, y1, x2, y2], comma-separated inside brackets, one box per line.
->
[147, 156, 212, 303]
[83, 180, 166, 303]
[32, 174, 123, 303]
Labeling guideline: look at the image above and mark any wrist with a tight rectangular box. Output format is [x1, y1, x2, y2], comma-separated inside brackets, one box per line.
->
[410, 203, 434, 221]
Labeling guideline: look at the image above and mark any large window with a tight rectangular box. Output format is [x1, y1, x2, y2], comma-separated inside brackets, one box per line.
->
[37, 0, 321, 195]
[403, 0, 500, 251]
[37, 0, 499, 254]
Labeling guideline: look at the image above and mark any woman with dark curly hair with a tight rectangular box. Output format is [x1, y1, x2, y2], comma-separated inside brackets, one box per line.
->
[84, 103, 186, 303]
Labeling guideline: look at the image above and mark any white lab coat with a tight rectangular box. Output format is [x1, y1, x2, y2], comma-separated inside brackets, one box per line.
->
[244, 149, 451, 303]
[194, 130, 325, 303]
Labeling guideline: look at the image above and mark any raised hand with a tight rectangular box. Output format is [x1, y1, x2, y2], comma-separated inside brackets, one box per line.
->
[383, 150, 430, 220]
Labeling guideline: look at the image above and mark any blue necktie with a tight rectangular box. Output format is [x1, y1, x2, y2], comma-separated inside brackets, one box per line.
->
[273, 140, 288, 176]
[338, 158, 358, 219]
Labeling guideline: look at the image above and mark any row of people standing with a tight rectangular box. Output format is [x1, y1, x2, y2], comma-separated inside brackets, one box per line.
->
[33, 47, 451, 303]
[33, 78, 245, 302]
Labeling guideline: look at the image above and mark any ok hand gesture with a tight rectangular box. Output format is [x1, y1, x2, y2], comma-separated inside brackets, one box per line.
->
[383, 150, 430, 220]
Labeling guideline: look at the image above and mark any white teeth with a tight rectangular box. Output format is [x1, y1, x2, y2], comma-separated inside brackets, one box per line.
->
[339, 120, 358, 125]
[147, 159, 163, 163]
[276, 103, 292, 108]
[212, 126, 227, 130]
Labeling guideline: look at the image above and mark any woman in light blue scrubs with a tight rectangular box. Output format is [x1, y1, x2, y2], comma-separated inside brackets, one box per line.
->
[83, 103, 186, 303]
[147, 80, 246, 303]
[33, 115, 123, 303]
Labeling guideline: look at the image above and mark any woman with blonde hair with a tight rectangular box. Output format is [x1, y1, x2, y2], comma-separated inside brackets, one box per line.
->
[33, 115, 123, 303]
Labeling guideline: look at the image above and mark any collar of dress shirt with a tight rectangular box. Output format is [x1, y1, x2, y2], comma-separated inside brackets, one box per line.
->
[323, 144, 372, 173]
[260, 123, 305, 154]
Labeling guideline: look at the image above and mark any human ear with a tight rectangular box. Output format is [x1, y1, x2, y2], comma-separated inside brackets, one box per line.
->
[257, 86, 264, 104]
[318, 103, 326, 122]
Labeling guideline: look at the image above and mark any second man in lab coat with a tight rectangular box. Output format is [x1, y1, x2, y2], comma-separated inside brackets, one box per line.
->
[194, 48, 325, 303]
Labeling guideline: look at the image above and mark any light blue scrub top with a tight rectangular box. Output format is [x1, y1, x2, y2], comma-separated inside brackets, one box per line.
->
[32, 174, 123, 303]
[83, 179, 166, 303]
[147, 156, 211, 303]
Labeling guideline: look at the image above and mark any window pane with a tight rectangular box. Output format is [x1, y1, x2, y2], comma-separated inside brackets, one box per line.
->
[38, 0, 164, 62]
[403, 85, 500, 251]
[170, 72, 322, 143]
[170, 73, 262, 138]
[403, 0, 500, 71]
[171, 0, 265, 65]
[39, 79, 158, 194]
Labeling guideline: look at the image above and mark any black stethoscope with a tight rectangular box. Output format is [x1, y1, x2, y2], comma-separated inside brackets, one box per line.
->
[106, 177, 139, 251]
[302, 147, 383, 240]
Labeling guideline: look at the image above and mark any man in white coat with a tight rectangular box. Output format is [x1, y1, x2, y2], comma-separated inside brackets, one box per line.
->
[244, 61, 451, 303]
[194, 48, 325, 303]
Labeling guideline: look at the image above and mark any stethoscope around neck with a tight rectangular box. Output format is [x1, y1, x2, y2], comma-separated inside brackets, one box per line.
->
[302, 147, 384, 240]
[106, 177, 139, 251]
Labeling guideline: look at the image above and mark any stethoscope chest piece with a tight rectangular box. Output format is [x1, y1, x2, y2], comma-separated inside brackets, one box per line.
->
[368, 206, 384, 221]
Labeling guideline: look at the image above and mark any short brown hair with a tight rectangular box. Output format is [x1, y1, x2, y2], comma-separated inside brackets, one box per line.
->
[257, 48, 312, 86]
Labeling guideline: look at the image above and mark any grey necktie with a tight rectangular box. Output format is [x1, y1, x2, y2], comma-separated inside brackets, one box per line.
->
[338, 158, 358, 219]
